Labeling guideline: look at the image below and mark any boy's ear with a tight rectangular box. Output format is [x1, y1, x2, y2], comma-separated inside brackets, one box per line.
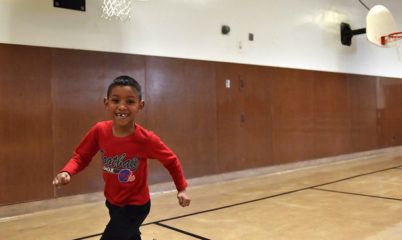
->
[104, 97, 109, 109]
[139, 100, 145, 110]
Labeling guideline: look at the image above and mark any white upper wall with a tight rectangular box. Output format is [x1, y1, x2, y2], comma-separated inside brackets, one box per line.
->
[1, 0, 401, 78]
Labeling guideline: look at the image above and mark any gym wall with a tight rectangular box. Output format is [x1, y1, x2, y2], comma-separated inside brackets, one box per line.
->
[1, 43, 401, 205]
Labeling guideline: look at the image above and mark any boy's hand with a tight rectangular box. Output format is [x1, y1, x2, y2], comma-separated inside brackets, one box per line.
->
[52, 172, 71, 188]
[177, 189, 191, 207]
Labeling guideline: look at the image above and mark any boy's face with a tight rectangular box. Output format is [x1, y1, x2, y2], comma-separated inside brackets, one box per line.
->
[104, 85, 144, 129]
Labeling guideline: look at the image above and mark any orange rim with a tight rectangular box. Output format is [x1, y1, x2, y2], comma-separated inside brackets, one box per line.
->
[381, 32, 402, 45]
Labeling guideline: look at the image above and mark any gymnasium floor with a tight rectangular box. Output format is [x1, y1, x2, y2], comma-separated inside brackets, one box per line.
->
[1, 148, 402, 240]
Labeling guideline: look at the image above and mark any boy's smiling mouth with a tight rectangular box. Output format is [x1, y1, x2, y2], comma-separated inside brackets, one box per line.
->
[115, 113, 128, 118]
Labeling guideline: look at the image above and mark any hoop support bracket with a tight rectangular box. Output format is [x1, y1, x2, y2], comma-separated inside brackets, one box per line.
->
[341, 22, 366, 46]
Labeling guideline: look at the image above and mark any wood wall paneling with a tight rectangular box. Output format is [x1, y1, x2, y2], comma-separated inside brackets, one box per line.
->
[348, 74, 378, 151]
[271, 68, 315, 164]
[182, 60, 218, 177]
[145, 56, 218, 183]
[241, 65, 274, 168]
[313, 71, 352, 158]
[51, 49, 108, 197]
[378, 77, 402, 147]
[0, 44, 53, 204]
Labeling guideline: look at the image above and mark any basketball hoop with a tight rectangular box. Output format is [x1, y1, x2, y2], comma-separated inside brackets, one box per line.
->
[101, 0, 132, 21]
[366, 5, 397, 47]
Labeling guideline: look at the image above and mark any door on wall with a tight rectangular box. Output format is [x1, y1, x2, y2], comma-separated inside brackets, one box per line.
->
[216, 63, 274, 172]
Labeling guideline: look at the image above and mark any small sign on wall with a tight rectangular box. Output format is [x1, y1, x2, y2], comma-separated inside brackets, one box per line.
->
[226, 79, 231, 88]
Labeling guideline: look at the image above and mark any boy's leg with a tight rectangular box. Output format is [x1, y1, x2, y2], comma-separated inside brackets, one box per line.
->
[100, 200, 151, 240]
[128, 234, 142, 240]
[125, 201, 151, 240]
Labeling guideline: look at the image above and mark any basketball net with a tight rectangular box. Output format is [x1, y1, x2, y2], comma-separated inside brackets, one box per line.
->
[101, 0, 132, 21]
[381, 32, 402, 62]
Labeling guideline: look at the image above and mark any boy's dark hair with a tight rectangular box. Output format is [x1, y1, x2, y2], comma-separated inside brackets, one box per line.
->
[107, 75, 142, 100]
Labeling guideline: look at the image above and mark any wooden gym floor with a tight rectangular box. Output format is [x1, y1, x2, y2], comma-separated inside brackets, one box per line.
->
[1, 147, 402, 240]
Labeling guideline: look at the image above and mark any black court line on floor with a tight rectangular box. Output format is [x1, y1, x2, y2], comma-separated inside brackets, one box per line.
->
[74, 164, 402, 240]
[72, 222, 210, 240]
[311, 164, 402, 188]
[312, 188, 402, 201]
[155, 222, 210, 240]
[74, 233, 101, 240]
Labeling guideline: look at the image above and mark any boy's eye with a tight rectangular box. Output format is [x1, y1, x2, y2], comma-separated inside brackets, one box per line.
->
[127, 100, 135, 104]
[111, 99, 119, 103]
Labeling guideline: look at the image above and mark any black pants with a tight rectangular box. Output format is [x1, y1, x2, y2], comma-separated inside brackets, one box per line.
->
[100, 200, 151, 240]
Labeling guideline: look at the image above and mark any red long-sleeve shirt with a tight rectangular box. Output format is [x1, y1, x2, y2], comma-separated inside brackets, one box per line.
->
[61, 121, 188, 206]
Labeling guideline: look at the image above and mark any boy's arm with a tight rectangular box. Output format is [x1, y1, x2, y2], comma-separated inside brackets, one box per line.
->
[147, 134, 190, 207]
[147, 134, 188, 192]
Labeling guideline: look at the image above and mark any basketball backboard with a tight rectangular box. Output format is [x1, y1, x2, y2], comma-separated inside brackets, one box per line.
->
[366, 5, 397, 47]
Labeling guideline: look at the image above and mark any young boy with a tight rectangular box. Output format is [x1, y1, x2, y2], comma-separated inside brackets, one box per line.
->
[52, 75, 191, 240]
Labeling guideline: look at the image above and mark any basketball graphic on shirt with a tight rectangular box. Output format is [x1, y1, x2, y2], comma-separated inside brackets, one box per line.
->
[118, 169, 135, 182]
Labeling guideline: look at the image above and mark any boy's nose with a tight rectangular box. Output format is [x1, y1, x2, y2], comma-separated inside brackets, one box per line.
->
[118, 104, 127, 109]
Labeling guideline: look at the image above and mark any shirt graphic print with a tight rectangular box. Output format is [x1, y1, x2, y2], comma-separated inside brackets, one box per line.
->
[101, 149, 139, 182]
